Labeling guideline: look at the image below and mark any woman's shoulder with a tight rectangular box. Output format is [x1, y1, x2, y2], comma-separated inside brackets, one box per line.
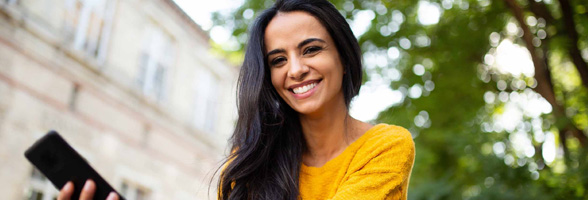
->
[345, 123, 415, 174]
[357, 123, 415, 159]
[365, 124, 413, 145]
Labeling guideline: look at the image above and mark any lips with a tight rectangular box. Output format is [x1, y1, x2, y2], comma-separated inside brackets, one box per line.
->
[288, 79, 322, 99]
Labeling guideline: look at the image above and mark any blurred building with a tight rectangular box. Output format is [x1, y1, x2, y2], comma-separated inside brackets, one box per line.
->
[0, 0, 237, 199]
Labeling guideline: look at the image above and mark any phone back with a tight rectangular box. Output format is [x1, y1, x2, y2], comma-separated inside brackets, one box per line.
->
[24, 131, 125, 200]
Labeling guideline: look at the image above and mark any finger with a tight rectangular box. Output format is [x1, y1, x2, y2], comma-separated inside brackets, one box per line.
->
[79, 179, 96, 200]
[106, 192, 119, 200]
[57, 181, 74, 200]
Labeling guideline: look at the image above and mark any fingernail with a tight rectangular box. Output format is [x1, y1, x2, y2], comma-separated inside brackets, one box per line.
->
[83, 180, 93, 191]
[106, 192, 118, 200]
[63, 181, 73, 190]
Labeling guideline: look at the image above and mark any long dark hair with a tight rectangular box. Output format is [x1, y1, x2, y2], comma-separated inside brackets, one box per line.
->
[217, 0, 362, 199]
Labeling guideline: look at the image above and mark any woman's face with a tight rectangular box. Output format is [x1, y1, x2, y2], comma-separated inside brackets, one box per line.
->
[264, 11, 345, 116]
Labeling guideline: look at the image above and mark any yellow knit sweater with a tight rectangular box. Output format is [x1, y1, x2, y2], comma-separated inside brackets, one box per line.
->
[299, 124, 415, 200]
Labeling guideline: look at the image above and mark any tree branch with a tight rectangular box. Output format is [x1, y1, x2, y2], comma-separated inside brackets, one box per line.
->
[503, 0, 558, 111]
[502, 0, 588, 162]
[524, 0, 588, 147]
[558, 0, 588, 89]
[525, 0, 556, 89]
[527, 0, 555, 24]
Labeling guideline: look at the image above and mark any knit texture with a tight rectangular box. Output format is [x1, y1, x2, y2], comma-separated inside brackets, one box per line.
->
[299, 124, 415, 200]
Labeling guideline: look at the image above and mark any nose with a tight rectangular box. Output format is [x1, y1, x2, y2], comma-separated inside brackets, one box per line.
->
[287, 57, 309, 80]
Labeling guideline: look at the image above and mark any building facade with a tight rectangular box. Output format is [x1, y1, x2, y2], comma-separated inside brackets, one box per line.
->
[0, 0, 237, 199]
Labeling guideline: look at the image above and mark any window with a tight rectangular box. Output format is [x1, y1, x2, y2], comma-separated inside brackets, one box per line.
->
[120, 181, 150, 200]
[3, 0, 17, 5]
[68, 83, 80, 111]
[192, 69, 219, 132]
[137, 28, 175, 101]
[64, 0, 115, 62]
[25, 168, 58, 200]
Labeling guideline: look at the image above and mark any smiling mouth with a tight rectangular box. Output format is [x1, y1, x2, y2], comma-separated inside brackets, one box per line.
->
[289, 80, 322, 94]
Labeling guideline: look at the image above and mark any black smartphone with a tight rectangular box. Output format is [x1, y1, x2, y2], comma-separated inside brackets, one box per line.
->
[24, 130, 125, 200]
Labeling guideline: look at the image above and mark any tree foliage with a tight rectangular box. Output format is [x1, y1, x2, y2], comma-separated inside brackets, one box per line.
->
[212, 0, 588, 198]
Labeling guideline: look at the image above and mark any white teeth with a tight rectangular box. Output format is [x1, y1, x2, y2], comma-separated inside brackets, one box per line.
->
[292, 82, 317, 94]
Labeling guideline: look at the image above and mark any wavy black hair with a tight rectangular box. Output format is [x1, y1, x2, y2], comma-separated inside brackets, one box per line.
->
[217, 0, 362, 199]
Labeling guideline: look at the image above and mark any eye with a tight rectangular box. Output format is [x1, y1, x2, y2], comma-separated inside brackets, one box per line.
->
[303, 46, 322, 55]
[270, 57, 287, 66]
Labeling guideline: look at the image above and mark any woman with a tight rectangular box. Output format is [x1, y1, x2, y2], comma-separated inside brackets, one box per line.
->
[218, 0, 414, 199]
[58, 0, 414, 199]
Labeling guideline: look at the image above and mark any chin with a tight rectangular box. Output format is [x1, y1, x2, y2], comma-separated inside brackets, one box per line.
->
[291, 103, 322, 116]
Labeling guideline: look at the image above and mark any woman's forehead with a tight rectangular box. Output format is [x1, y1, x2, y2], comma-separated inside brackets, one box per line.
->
[264, 11, 331, 51]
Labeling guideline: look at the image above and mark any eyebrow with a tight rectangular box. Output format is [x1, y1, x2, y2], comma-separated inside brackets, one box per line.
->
[266, 38, 326, 59]
[297, 38, 326, 49]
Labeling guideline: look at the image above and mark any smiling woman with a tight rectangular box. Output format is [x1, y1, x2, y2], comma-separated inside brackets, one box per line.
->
[218, 0, 415, 200]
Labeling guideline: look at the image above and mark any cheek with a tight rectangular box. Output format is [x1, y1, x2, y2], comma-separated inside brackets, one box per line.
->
[325, 55, 345, 82]
[270, 68, 285, 91]
[327, 59, 345, 93]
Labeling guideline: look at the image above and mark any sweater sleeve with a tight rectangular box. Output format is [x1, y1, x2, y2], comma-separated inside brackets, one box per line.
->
[329, 127, 415, 200]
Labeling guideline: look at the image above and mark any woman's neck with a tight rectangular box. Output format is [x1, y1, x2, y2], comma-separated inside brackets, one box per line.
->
[299, 97, 371, 167]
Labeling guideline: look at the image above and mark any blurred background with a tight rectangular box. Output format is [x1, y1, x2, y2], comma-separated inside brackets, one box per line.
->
[1, 0, 587, 199]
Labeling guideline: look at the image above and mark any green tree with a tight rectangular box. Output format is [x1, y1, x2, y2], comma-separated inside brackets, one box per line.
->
[212, 0, 588, 198]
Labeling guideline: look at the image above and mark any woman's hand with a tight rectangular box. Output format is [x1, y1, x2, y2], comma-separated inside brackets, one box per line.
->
[57, 180, 119, 200]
